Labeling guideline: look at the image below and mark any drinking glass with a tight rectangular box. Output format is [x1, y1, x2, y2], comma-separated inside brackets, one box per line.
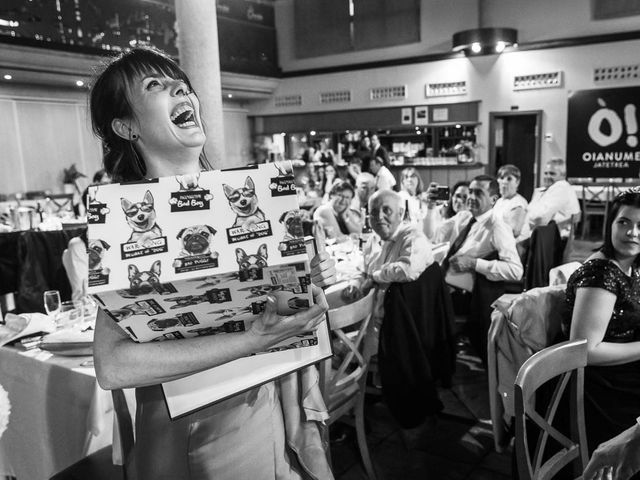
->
[57, 300, 84, 330]
[43, 290, 61, 317]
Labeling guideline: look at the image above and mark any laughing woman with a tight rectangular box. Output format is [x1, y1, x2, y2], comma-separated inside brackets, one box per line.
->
[90, 47, 336, 480]
[563, 189, 640, 455]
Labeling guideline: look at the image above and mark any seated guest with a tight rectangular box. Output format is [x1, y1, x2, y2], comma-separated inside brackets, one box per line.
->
[313, 180, 363, 240]
[314, 139, 335, 165]
[493, 164, 530, 240]
[369, 156, 396, 192]
[295, 176, 321, 210]
[343, 190, 433, 352]
[431, 174, 523, 292]
[527, 158, 580, 238]
[398, 167, 427, 224]
[423, 180, 469, 241]
[346, 157, 362, 184]
[351, 172, 376, 213]
[318, 164, 339, 201]
[583, 420, 640, 480]
[563, 189, 640, 455]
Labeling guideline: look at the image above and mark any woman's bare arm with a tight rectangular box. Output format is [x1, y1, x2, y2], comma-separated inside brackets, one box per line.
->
[94, 284, 328, 389]
[570, 287, 640, 366]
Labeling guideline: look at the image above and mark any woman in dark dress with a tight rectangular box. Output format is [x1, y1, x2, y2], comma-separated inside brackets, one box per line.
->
[564, 188, 640, 454]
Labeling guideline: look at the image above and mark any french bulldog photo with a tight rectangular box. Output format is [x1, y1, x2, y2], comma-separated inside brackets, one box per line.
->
[236, 244, 268, 280]
[88, 239, 111, 274]
[117, 260, 162, 299]
[175, 172, 202, 191]
[176, 224, 218, 257]
[223, 176, 266, 230]
[121, 190, 163, 244]
[237, 284, 286, 299]
[108, 301, 156, 323]
[188, 271, 240, 289]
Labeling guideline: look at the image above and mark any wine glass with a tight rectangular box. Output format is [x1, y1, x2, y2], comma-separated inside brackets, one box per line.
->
[43, 290, 61, 317]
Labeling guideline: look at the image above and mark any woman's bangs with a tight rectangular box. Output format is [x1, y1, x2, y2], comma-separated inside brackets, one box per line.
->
[120, 51, 191, 90]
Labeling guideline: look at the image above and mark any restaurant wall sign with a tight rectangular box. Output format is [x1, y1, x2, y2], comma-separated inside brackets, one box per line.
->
[566, 86, 640, 178]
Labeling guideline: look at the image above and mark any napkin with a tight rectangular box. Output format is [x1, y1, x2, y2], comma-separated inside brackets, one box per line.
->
[41, 327, 94, 345]
[0, 313, 55, 347]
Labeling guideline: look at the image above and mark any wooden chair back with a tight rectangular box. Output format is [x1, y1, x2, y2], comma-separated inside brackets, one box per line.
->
[46, 193, 74, 215]
[320, 289, 377, 479]
[514, 339, 588, 480]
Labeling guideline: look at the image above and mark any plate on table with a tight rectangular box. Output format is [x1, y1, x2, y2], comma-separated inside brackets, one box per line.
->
[39, 341, 93, 356]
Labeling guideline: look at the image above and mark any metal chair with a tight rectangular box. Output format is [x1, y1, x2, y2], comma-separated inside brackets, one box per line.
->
[579, 184, 608, 239]
[514, 339, 588, 480]
[320, 289, 377, 480]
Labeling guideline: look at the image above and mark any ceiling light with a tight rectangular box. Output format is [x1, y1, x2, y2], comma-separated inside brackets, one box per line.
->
[3, 74, 12, 80]
[452, 27, 517, 56]
[227, 93, 233, 98]
[75, 80, 84, 87]
[310, 130, 316, 136]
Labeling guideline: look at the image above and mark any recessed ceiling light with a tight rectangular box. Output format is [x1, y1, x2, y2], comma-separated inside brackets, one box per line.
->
[310, 130, 316, 136]
[227, 93, 233, 98]
[471, 42, 482, 54]
[75, 80, 84, 87]
[3, 74, 12, 80]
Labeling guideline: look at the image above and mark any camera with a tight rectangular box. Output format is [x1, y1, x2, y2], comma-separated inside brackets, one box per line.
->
[435, 185, 450, 201]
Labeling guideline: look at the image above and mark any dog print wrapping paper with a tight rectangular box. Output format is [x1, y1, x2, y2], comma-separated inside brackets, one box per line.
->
[87, 162, 314, 345]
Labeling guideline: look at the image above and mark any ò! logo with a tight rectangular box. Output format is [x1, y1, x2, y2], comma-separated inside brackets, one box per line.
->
[588, 98, 638, 148]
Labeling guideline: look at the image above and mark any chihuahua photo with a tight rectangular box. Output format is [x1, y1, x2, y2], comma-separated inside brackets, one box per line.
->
[121, 190, 163, 244]
[176, 224, 217, 257]
[117, 260, 162, 298]
[236, 244, 268, 280]
[223, 176, 265, 230]
[88, 239, 111, 273]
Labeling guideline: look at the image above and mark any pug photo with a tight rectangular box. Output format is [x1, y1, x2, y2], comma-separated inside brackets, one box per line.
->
[176, 224, 218, 257]
[279, 210, 305, 242]
[88, 239, 111, 274]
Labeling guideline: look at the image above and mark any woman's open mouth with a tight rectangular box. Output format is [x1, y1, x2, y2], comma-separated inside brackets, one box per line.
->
[170, 102, 197, 129]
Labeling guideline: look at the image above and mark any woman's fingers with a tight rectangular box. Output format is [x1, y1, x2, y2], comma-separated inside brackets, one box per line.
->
[310, 252, 336, 287]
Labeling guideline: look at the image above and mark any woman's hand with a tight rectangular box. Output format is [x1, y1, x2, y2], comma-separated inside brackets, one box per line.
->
[310, 251, 336, 287]
[247, 284, 328, 346]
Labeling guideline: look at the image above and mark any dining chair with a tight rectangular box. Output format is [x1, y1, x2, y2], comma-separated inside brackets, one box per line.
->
[579, 184, 608, 239]
[514, 339, 588, 480]
[46, 193, 75, 216]
[487, 285, 567, 453]
[319, 289, 377, 480]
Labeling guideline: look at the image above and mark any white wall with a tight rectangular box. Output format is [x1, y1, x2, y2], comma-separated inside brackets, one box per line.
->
[0, 85, 254, 195]
[249, 38, 640, 176]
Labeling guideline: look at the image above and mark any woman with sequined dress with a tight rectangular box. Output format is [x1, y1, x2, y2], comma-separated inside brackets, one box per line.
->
[563, 189, 640, 454]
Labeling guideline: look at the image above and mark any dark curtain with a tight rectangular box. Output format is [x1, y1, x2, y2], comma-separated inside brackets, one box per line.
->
[294, 0, 352, 58]
[353, 0, 420, 51]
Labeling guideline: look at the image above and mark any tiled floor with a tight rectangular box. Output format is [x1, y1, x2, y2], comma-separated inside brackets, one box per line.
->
[330, 347, 512, 480]
[330, 237, 600, 480]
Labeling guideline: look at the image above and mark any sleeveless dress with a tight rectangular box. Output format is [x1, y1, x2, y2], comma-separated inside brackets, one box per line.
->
[563, 258, 640, 452]
[131, 382, 304, 479]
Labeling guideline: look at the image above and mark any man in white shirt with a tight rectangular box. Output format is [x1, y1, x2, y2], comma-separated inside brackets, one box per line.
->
[370, 156, 397, 192]
[433, 175, 523, 290]
[343, 190, 433, 353]
[428, 174, 523, 361]
[527, 158, 580, 238]
[351, 172, 376, 213]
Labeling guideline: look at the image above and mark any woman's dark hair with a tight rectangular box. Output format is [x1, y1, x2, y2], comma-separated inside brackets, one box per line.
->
[329, 180, 355, 198]
[444, 180, 470, 218]
[601, 189, 640, 265]
[89, 47, 211, 182]
[92, 169, 108, 183]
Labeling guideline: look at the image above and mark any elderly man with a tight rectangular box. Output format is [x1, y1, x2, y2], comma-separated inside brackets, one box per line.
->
[351, 172, 376, 213]
[527, 158, 580, 238]
[343, 190, 433, 351]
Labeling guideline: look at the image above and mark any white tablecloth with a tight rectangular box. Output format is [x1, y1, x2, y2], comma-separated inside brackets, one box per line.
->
[0, 347, 121, 479]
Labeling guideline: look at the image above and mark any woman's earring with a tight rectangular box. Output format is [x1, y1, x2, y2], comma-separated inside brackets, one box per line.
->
[131, 133, 139, 141]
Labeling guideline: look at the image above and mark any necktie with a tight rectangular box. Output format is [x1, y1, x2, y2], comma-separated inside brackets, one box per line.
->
[442, 217, 477, 272]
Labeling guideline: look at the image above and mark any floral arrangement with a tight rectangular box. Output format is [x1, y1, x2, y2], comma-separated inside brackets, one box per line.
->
[62, 164, 86, 184]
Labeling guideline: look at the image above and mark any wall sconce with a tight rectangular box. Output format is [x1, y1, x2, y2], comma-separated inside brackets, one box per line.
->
[452, 27, 518, 55]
